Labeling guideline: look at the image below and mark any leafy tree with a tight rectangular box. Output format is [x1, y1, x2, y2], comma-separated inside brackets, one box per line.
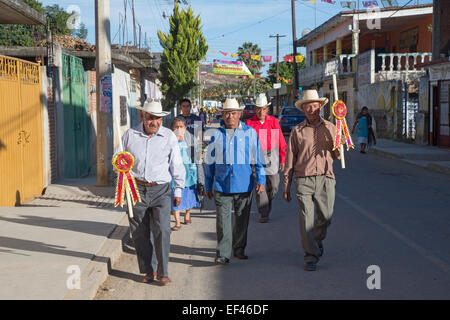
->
[45, 4, 71, 36]
[237, 42, 263, 76]
[157, 4, 208, 110]
[0, 0, 44, 46]
[24, 0, 44, 13]
[0, 1, 76, 47]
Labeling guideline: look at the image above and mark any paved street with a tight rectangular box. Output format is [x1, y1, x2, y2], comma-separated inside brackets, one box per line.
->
[95, 146, 450, 300]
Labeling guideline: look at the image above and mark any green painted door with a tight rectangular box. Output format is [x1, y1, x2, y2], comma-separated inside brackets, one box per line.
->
[62, 53, 90, 178]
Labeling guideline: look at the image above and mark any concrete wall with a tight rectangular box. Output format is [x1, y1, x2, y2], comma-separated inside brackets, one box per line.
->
[415, 75, 430, 145]
[112, 65, 132, 151]
[355, 80, 403, 139]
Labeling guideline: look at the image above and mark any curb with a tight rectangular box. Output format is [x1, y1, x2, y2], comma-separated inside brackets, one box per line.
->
[64, 213, 130, 300]
[369, 148, 450, 177]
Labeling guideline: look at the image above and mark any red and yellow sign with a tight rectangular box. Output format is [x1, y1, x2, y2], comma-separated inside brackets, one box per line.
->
[332, 100, 354, 151]
[112, 152, 141, 207]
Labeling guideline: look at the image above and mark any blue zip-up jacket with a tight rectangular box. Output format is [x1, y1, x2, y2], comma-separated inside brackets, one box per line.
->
[205, 121, 266, 194]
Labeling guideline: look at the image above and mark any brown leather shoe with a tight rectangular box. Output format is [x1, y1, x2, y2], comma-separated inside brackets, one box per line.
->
[142, 272, 156, 283]
[157, 275, 172, 286]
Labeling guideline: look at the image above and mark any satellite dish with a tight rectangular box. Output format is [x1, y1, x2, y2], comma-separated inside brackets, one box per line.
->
[301, 29, 311, 37]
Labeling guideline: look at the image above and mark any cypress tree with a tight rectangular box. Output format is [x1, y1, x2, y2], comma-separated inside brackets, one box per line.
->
[157, 4, 208, 110]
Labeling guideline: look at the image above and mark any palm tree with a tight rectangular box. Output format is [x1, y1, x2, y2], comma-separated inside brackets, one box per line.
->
[237, 42, 263, 76]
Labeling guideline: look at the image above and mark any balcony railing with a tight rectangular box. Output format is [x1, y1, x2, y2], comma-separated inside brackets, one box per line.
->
[378, 52, 432, 72]
[298, 52, 432, 87]
[298, 54, 356, 87]
[376, 52, 432, 82]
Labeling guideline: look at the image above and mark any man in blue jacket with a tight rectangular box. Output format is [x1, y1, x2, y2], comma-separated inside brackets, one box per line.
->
[205, 98, 266, 265]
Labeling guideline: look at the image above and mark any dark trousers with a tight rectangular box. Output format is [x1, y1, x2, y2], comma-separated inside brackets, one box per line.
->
[128, 183, 172, 276]
[214, 190, 254, 259]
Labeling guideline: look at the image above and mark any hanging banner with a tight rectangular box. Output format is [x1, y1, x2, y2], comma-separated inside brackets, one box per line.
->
[230, 53, 239, 58]
[340, 1, 356, 8]
[321, 0, 336, 3]
[242, 54, 250, 58]
[284, 56, 294, 63]
[362, 0, 379, 7]
[295, 55, 305, 63]
[251, 55, 261, 61]
[263, 56, 272, 62]
[212, 59, 252, 76]
[219, 51, 228, 56]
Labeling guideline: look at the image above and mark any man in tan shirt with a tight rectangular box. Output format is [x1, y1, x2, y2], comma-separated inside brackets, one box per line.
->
[283, 90, 341, 271]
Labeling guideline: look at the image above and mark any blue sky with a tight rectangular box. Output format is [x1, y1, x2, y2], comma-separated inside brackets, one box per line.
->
[39, 0, 432, 75]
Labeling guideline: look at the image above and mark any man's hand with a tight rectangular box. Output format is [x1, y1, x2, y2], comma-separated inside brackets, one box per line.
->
[256, 184, 265, 195]
[283, 191, 291, 202]
[205, 191, 214, 200]
[280, 163, 285, 172]
[173, 197, 182, 207]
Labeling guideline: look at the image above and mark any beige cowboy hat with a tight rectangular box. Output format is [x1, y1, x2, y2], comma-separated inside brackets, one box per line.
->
[295, 89, 329, 109]
[255, 93, 271, 108]
[136, 99, 170, 117]
[220, 98, 245, 111]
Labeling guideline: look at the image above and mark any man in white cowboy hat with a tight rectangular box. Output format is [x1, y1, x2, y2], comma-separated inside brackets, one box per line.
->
[246, 93, 287, 223]
[204, 98, 266, 264]
[283, 89, 342, 271]
[119, 99, 185, 285]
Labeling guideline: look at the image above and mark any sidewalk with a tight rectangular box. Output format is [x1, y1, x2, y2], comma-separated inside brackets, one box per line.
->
[369, 138, 450, 176]
[0, 177, 129, 300]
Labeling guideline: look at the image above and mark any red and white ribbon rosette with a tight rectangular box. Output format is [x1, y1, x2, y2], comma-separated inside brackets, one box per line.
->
[332, 100, 355, 151]
[112, 151, 141, 207]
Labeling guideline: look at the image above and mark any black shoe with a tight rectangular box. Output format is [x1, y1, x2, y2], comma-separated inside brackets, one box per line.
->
[318, 242, 324, 257]
[258, 217, 269, 223]
[215, 256, 229, 265]
[233, 252, 248, 260]
[304, 261, 317, 271]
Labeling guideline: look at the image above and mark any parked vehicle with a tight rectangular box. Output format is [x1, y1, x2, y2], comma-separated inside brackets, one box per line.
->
[242, 104, 256, 122]
[278, 107, 306, 133]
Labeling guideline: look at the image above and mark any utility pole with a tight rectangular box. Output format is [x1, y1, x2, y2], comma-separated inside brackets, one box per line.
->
[270, 34, 286, 114]
[291, 0, 299, 101]
[95, 0, 113, 186]
[132, 0, 136, 46]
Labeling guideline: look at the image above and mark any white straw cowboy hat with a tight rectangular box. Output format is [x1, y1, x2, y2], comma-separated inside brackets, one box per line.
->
[136, 99, 170, 117]
[220, 98, 245, 111]
[295, 89, 329, 109]
[255, 93, 271, 108]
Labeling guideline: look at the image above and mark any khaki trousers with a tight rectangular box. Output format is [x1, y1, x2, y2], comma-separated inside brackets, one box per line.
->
[255, 173, 280, 218]
[294, 175, 335, 263]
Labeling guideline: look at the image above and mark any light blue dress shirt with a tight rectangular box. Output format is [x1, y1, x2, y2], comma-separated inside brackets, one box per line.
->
[121, 123, 186, 197]
[205, 121, 266, 194]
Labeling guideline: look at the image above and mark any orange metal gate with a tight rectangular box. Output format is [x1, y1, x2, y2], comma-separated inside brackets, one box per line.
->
[0, 55, 44, 206]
